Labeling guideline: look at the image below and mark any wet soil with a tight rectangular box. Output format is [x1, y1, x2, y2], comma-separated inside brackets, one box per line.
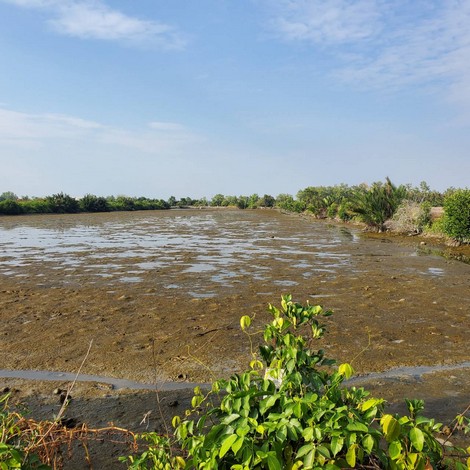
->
[0, 209, 469, 468]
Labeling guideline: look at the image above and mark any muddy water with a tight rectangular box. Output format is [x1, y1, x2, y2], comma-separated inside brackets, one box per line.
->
[0, 209, 469, 394]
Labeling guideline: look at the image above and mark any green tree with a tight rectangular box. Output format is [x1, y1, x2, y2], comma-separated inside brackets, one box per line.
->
[352, 178, 406, 231]
[0, 191, 18, 201]
[258, 194, 275, 208]
[0, 199, 22, 215]
[248, 193, 259, 209]
[45, 193, 79, 213]
[442, 189, 470, 242]
[223, 195, 238, 207]
[79, 194, 110, 212]
[236, 196, 249, 209]
[275, 194, 305, 213]
[21, 198, 51, 214]
[211, 194, 225, 207]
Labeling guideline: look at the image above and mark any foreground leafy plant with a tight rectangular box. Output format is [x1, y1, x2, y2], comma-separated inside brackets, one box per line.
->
[125, 295, 470, 469]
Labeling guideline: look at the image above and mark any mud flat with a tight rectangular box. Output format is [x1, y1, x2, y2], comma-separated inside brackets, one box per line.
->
[1, 209, 469, 467]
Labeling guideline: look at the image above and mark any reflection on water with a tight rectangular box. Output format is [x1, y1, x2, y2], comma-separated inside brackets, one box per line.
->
[2, 361, 469, 391]
[0, 209, 465, 298]
[0, 211, 355, 296]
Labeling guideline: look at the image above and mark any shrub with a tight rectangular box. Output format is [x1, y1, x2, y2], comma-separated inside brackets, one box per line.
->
[79, 194, 110, 212]
[20, 199, 52, 214]
[387, 200, 431, 234]
[124, 296, 470, 469]
[326, 202, 338, 219]
[353, 178, 407, 231]
[0, 199, 23, 215]
[337, 201, 354, 222]
[275, 194, 305, 213]
[442, 189, 470, 242]
[45, 193, 79, 214]
[0, 191, 18, 202]
[258, 195, 276, 208]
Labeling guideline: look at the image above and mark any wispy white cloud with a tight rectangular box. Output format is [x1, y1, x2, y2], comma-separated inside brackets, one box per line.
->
[0, 107, 200, 153]
[1, 0, 186, 49]
[263, 0, 382, 44]
[261, 0, 470, 108]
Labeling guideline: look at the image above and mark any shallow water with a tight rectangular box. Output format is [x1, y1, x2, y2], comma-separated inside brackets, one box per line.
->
[0, 210, 464, 295]
[2, 360, 470, 391]
[0, 210, 359, 295]
[0, 209, 469, 386]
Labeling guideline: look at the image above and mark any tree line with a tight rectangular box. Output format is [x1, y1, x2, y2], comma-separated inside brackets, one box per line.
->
[0, 179, 469, 241]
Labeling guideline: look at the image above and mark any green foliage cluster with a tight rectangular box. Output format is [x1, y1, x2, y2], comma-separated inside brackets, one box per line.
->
[442, 190, 470, 242]
[0, 192, 172, 216]
[106, 196, 170, 212]
[404, 182, 445, 207]
[123, 296, 470, 469]
[352, 178, 407, 232]
[275, 194, 305, 213]
[0, 200, 22, 215]
[45, 193, 80, 214]
[0, 181, 464, 240]
[210, 194, 275, 209]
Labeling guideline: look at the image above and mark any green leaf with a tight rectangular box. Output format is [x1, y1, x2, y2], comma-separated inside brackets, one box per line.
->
[410, 427, 424, 452]
[293, 402, 303, 419]
[362, 434, 374, 454]
[388, 440, 402, 460]
[346, 422, 368, 433]
[346, 444, 357, 468]
[302, 427, 314, 441]
[304, 449, 316, 468]
[240, 315, 251, 331]
[360, 398, 384, 411]
[266, 452, 282, 470]
[260, 394, 279, 415]
[338, 363, 354, 379]
[317, 445, 331, 459]
[381, 414, 401, 442]
[219, 434, 238, 458]
[330, 436, 344, 457]
[222, 413, 240, 425]
[232, 436, 245, 455]
[276, 425, 287, 442]
[296, 444, 315, 459]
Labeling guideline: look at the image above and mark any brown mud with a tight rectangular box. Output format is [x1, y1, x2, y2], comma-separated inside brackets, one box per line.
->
[0, 209, 469, 467]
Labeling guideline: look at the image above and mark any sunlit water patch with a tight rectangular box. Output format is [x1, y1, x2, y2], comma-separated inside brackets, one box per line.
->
[0, 210, 466, 298]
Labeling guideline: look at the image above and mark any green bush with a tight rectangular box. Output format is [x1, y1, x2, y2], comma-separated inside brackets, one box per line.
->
[353, 178, 407, 231]
[123, 296, 470, 469]
[45, 192, 79, 214]
[0, 199, 23, 215]
[337, 201, 354, 222]
[20, 199, 52, 214]
[442, 190, 470, 242]
[326, 202, 338, 219]
[79, 194, 110, 212]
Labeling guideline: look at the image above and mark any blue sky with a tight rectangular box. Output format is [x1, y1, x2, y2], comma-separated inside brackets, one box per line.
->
[0, 0, 469, 199]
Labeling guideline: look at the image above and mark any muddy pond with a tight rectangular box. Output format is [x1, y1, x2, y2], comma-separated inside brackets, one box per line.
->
[1, 208, 469, 426]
